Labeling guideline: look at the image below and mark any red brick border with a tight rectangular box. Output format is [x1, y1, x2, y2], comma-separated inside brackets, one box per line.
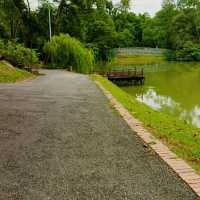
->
[95, 81, 200, 198]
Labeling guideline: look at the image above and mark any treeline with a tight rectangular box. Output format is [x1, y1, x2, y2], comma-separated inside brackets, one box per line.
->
[144, 0, 200, 61]
[0, 0, 200, 67]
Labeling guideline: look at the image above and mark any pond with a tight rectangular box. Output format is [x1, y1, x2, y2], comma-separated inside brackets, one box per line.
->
[120, 62, 200, 128]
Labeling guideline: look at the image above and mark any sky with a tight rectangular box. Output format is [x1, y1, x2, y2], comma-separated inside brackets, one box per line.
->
[113, 0, 162, 15]
[29, 0, 163, 16]
[131, 0, 162, 15]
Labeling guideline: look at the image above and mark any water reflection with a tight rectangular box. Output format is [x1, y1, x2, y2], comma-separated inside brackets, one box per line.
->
[136, 88, 200, 128]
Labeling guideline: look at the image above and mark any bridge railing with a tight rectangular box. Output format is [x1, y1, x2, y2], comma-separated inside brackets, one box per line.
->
[114, 47, 167, 56]
[107, 68, 144, 78]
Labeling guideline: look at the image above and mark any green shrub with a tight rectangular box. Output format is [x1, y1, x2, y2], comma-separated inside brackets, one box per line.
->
[164, 41, 200, 61]
[164, 49, 176, 61]
[0, 39, 39, 67]
[43, 34, 94, 73]
[87, 44, 115, 63]
[175, 41, 200, 61]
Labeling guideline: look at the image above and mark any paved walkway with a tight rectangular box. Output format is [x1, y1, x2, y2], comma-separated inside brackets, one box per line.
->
[0, 70, 198, 200]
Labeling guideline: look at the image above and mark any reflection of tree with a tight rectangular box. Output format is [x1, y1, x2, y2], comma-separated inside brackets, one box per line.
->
[181, 106, 200, 128]
[137, 85, 145, 101]
[136, 89, 180, 111]
[122, 63, 200, 127]
[137, 88, 200, 128]
[145, 63, 200, 110]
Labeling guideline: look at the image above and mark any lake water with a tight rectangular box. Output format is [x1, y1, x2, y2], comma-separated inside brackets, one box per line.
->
[120, 62, 200, 128]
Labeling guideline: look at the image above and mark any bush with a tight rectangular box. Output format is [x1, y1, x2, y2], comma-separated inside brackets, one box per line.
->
[43, 34, 94, 73]
[86, 44, 116, 63]
[164, 49, 176, 61]
[0, 39, 39, 67]
[175, 41, 200, 61]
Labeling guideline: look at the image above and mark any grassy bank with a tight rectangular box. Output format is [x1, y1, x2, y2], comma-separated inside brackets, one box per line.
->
[112, 55, 165, 65]
[92, 75, 200, 173]
[94, 55, 166, 73]
[0, 61, 34, 83]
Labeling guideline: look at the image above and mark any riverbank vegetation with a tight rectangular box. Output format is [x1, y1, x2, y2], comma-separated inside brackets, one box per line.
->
[92, 75, 200, 173]
[112, 55, 165, 65]
[0, 60, 34, 82]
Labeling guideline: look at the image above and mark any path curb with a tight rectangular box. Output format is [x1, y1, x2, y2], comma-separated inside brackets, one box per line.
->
[95, 81, 200, 198]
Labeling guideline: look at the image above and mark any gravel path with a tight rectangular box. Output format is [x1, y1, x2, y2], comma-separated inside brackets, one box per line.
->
[0, 70, 198, 200]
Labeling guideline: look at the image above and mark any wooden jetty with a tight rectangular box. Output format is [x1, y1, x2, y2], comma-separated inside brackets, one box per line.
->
[106, 68, 145, 85]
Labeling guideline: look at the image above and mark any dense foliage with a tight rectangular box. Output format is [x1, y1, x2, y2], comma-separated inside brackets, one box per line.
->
[43, 34, 94, 73]
[0, 40, 38, 67]
[0, 0, 200, 62]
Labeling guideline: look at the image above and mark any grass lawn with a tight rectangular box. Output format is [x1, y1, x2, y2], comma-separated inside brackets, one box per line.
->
[112, 55, 166, 65]
[0, 60, 34, 83]
[94, 55, 166, 73]
[92, 75, 200, 173]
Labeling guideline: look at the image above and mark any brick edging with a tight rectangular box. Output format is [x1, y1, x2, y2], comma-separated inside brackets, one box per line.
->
[95, 81, 200, 198]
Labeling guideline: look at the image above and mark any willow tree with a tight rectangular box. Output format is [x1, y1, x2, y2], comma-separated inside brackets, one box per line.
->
[43, 34, 94, 73]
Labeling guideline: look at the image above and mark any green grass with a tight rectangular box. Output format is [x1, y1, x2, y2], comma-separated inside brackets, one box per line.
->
[112, 55, 166, 65]
[94, 55, 166, 73]
[92, 75, 200, 173]
[0, 60, 34, 83]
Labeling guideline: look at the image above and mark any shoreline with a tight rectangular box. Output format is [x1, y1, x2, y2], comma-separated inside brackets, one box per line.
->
[93, 75, 200, 197]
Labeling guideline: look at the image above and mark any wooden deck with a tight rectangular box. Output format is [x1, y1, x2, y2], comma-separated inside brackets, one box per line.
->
[106, 68, 145, 85]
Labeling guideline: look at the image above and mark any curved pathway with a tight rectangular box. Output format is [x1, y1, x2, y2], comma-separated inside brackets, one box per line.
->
[0, 70, 198, 199]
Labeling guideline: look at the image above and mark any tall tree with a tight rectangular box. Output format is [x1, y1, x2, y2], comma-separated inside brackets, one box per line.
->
[120, 0, 130, 11]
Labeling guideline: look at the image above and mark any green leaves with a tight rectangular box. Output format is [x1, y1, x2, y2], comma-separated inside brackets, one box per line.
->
[175, 41, 200, 61]
[0, 40, 38, 67]
[43, 34, 94, 73]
